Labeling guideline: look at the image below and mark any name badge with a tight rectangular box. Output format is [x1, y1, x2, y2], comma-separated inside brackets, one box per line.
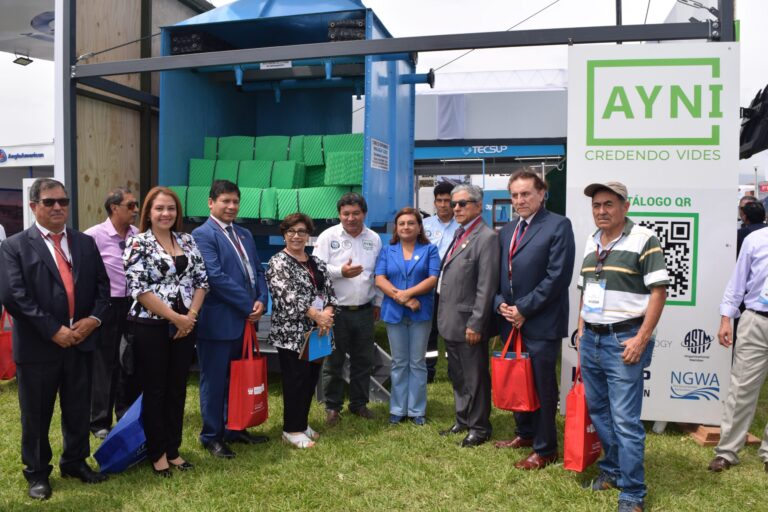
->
[312, 295, 325, 311]
[583, 278, 607, 314]
[759, 276, 768, 305]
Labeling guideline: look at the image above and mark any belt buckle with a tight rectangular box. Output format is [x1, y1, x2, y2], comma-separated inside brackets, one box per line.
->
[348, 305, 360, 311]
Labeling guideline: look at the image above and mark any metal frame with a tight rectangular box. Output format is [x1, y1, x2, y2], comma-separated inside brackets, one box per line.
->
[61, 0, 736, 228]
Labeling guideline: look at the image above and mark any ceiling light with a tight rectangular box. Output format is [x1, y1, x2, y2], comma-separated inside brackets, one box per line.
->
[13, 53, 33, 66]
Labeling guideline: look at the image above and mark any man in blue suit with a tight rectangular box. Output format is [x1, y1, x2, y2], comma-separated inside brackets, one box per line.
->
[493, 170, 575, 470]
[192, 180, 269, 458]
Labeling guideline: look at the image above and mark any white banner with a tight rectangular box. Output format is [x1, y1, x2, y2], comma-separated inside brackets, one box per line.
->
[562, 43, 740, 425]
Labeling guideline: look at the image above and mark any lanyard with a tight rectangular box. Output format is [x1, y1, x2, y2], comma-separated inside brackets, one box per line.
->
[447, 217, 482, 260]
[301, 260, 318, 290]
[594, 232, 625, 276]
[507, 220, 531, 281]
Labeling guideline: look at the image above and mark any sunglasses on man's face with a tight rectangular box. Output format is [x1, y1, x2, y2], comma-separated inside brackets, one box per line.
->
[121, 201, 139, 210]
[450, 199, 478, 209]
[38, 198, 70, 207]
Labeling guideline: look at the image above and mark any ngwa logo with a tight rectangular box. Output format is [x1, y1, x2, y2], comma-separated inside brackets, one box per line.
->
[670, 371, 719, 400]
[587, 58, 723, 146]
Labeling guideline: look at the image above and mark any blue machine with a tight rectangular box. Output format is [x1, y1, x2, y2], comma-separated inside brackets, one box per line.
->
[158, 0, 423, 229]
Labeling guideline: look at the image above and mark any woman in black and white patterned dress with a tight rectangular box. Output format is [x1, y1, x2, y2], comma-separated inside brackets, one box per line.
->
[266, 213, 337, 448]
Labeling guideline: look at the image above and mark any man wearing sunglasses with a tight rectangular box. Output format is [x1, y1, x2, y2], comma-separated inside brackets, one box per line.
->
[84, 188, 141, 439]
[576, 182, 668, 512]
[0, 178, 111, 500]
[493, 170, 575, 470]
[437, 184, 499, 447]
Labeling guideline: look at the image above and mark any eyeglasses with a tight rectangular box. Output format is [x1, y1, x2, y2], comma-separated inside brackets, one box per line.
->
[120, 201, 139, 210]
[286, 229, 310, 237]
[38, 198, 70, 207]
[450, 200, 478, 209]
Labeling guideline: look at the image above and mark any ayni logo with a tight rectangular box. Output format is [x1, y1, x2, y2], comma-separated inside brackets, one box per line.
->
[587, 58, 723, 146]
[670, 371, 719, 400]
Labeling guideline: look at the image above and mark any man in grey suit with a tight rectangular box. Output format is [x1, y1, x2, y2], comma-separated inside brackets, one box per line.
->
[437, 184, 500, 447]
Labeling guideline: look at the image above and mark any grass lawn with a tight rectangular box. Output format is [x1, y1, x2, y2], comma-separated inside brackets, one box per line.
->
[1, 345, 768, 511]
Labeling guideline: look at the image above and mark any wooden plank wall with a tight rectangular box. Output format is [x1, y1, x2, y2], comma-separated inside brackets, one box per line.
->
[75, 0, 202, 229]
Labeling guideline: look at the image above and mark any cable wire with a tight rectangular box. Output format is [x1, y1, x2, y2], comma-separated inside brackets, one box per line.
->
[77, 32, 160, 62]
[644, 0, 652, 24]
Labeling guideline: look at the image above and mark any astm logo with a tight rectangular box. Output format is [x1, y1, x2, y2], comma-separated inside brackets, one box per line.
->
[682, 329, 712, 355]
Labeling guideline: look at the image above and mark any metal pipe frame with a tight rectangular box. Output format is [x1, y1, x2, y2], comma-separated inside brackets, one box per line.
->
[73, 21, 718, 78]
[63, 0, 77, 227]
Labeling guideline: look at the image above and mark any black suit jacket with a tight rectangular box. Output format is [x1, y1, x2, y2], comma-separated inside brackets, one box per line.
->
[0, 226, 110, 364]
[493, 209, 575, 341]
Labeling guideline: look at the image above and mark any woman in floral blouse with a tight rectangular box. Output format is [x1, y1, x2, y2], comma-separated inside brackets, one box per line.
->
[266, 213, 337, 449]
[123, 186, 208, 476]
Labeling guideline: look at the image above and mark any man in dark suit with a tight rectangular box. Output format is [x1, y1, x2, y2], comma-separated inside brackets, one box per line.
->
[493, 170, 575, 469]
[437, 184, 500, 447]
[0, 178, 110, 500]
[192, 180, 269, 459]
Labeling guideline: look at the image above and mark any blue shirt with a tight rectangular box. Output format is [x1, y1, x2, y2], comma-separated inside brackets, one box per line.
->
[422, 215, 459, 260]
[720, 227, 768, 318]
[374, 242, 441, 323]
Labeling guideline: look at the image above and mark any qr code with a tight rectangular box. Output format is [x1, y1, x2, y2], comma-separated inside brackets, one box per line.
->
[632, 215, 697, 305]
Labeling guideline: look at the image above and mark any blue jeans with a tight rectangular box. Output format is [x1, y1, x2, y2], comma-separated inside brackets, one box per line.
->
[385, 318, 431, 417]
[579, 325, 654, 505]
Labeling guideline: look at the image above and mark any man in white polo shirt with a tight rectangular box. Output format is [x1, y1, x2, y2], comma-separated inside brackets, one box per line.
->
[314, 193, 382, 425]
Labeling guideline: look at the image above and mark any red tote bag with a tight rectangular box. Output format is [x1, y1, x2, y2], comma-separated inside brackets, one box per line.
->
[227, 323, 268, 430]
[563, 365, 602, 472]
[0, 309, 16, 380]
[491, 327, 539, 412]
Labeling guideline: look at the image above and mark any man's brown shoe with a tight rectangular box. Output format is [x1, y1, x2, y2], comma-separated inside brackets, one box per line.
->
[708, 456, 732, 472]
[350, 406, 375, 420]
[514, 451, 558, 470]
[494, 436, 534, 449]
[325, 409, 341, 426]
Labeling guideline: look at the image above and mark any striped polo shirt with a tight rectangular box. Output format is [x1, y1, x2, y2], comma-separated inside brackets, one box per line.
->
[578, 218, 669, 324]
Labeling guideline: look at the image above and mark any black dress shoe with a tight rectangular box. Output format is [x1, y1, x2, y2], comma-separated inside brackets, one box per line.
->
[152, 466, 172, 478]
[439, 424, 468, 436]
[460, 434, 489, 448]
[28, 479, 52, 500]
[60, 462, 108, 484]
[205, 440, 236, 459]
[170, 460, 194, 471]
[225, 430, 269, 445]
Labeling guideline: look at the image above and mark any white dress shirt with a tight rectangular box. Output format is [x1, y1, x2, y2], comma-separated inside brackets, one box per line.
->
[36, 221, 71, 263]
[313, 224, 383, 306]
[210, 215, 255, 286]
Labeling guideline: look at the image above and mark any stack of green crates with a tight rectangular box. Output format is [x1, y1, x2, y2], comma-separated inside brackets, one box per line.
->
[255, 136, 290, 161]
[324, 151, 363, 186]
[271, 161, 305, 189]
[238, 188, 262, 220]
[238, 161, 273, 189]
[218, 136, 254, 161]
[299, 187, 353, 219]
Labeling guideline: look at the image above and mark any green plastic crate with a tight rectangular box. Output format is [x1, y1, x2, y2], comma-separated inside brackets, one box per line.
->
[213, 160, 239, 184]
[255, 135, 290, 161]
[186, 186, 210, 218]
[168, 186, 188, 213]
[299, 186, 350, 219]
[260, 188, 278, 220]
[238, 188, 262, 219]
[238, 160, 273, 189]
[304, 166, 326, 188]
[203, 137, 218, 160]
[288, 135, 304, 163]
[188, 159, 215, 187]
[218, 136, 254, 161]
[323, 133, 364, 154]
[277, 189, 300, 220]
[271, 161, 305, 189]
[324, 151, 363, 186]
[303, 135, 324, 166]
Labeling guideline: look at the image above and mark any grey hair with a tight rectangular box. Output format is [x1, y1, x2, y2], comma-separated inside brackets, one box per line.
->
[451, 183, 483, 203]
[104, 187, 133, 217]
[29, 178, 67, 203]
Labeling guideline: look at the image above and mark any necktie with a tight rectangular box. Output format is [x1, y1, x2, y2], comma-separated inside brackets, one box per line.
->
[226, 226, 252, 285]
[514, 220, 527, 248]
[50, 233, 75, 318]
[442, 225, 466, 267]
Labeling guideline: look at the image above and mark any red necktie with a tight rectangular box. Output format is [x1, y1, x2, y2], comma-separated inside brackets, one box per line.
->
[50, 232, 75, 318]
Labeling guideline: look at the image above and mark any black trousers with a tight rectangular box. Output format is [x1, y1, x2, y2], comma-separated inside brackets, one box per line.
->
[445, 337, 492, 438]
[513, 336, 560, 457]
[132, 322, 195, 463]
[278, 347, 321, 433]
[17, 349, 92, 482]
[90, 297, 140, 431]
